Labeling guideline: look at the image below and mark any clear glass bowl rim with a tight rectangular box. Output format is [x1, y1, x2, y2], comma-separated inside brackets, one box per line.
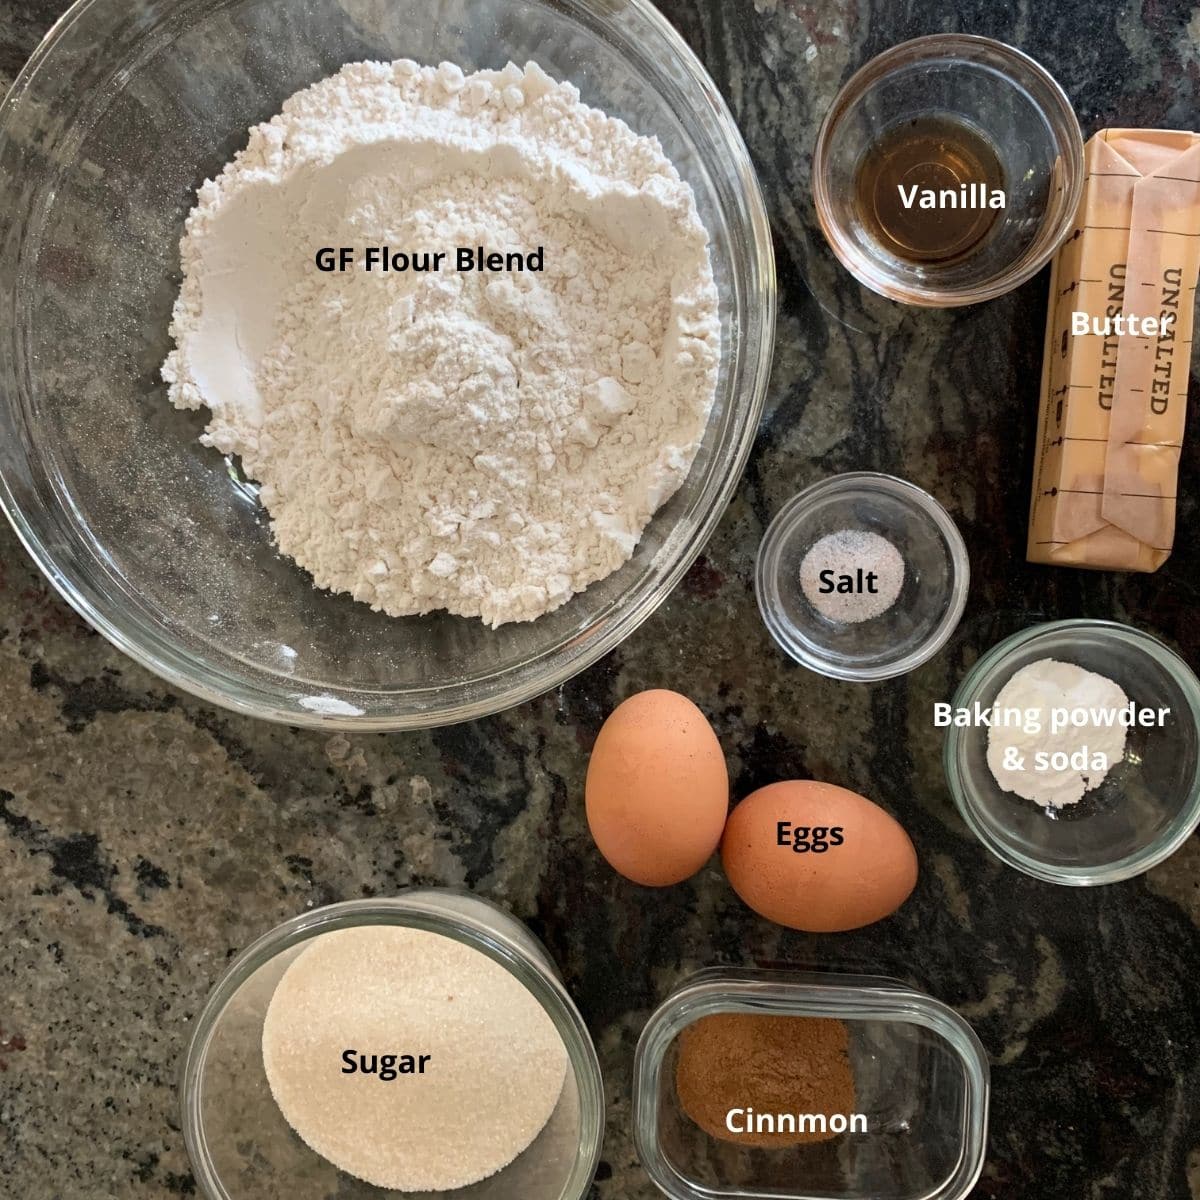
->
[754, 471, 970, 682]
[179, 893, 605, 1200]
[0, 0, 777, 732]
[943, 618, 1200, 885]
[632, 967, 990, 1200]
[811, 32, 1085, 307]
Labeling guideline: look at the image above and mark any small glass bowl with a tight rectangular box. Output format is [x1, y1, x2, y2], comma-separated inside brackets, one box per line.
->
[633, 969, 990, 1200]
[813, 34, 1084, 306]
[181, 892, 603, 1200]
[944, 620, 1200, 885]
[755, 473, 969, 682]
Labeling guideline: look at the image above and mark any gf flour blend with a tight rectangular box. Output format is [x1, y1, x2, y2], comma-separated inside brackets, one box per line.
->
[162, 60, 721, 626]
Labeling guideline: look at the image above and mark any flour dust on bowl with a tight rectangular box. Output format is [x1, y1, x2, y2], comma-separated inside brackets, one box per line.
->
[181, 893, 604, 1200]
[633, 970, 990, 1200]
[0, 0, 775, 729]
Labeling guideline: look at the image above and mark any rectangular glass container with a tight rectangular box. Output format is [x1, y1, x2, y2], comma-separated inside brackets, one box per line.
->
[633, 970, 989, 1200]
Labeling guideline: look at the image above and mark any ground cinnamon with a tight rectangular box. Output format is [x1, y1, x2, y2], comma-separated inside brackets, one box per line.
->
[675, 1012, 856, 1148]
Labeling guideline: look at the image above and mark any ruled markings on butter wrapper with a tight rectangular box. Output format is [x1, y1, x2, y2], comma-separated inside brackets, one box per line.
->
[1028, 129, 1200, 572]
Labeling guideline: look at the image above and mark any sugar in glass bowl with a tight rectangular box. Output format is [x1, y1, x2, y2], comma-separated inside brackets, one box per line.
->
[182, 892, 604, 1200]
[0, 0, 774, 729]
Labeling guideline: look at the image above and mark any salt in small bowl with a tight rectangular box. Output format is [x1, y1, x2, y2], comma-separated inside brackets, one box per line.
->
[755, 472, 969, 682]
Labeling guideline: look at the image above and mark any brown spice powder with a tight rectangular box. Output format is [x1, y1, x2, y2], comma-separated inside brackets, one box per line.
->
[675, 1012, 856, 1148]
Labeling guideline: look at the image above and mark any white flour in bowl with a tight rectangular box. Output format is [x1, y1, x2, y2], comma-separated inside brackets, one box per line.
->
[162, 60, 720, 627]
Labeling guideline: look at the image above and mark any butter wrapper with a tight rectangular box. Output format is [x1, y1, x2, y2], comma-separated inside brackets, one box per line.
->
[1028, 129, 1200, 571]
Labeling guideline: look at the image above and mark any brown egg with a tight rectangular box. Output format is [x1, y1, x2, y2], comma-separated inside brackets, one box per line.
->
[586, 690, 729, 886]
[721, 780, 917, 932]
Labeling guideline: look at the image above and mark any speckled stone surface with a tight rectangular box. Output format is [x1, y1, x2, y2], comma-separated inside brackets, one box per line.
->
[3, 1, 1200, 1198]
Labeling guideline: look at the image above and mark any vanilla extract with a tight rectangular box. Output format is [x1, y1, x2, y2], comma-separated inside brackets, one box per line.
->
[855, 114, 1007, 264]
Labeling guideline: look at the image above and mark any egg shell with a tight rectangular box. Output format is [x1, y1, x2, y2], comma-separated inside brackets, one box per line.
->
[721, 780, 917, 932]
[586, 690, 729, 887]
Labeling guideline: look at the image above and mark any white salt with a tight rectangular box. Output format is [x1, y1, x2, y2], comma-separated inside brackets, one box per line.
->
[261, 925, 568, 1191]
[799, 529, 905, 624]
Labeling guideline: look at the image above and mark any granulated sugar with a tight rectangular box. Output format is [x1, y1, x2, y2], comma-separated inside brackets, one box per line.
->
[261, 925, 568, 1191]
[799, 529, 905, 623]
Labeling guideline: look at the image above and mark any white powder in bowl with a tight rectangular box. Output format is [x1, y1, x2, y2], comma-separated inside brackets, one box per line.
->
[261, 925, 568, 1191]
[162, 59, 720, 627]
[799, 529, 905, 623]
[986, 658, 1130, 808]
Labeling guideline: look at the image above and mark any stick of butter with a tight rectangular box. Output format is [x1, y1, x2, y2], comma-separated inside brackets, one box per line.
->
[1028, 129, 1200, 571]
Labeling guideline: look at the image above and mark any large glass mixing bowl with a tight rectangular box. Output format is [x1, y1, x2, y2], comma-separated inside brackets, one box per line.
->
[0, 0, 774, 729]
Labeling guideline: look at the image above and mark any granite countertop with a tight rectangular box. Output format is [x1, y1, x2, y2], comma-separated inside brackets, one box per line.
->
[3, 1, 1200, 1197]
